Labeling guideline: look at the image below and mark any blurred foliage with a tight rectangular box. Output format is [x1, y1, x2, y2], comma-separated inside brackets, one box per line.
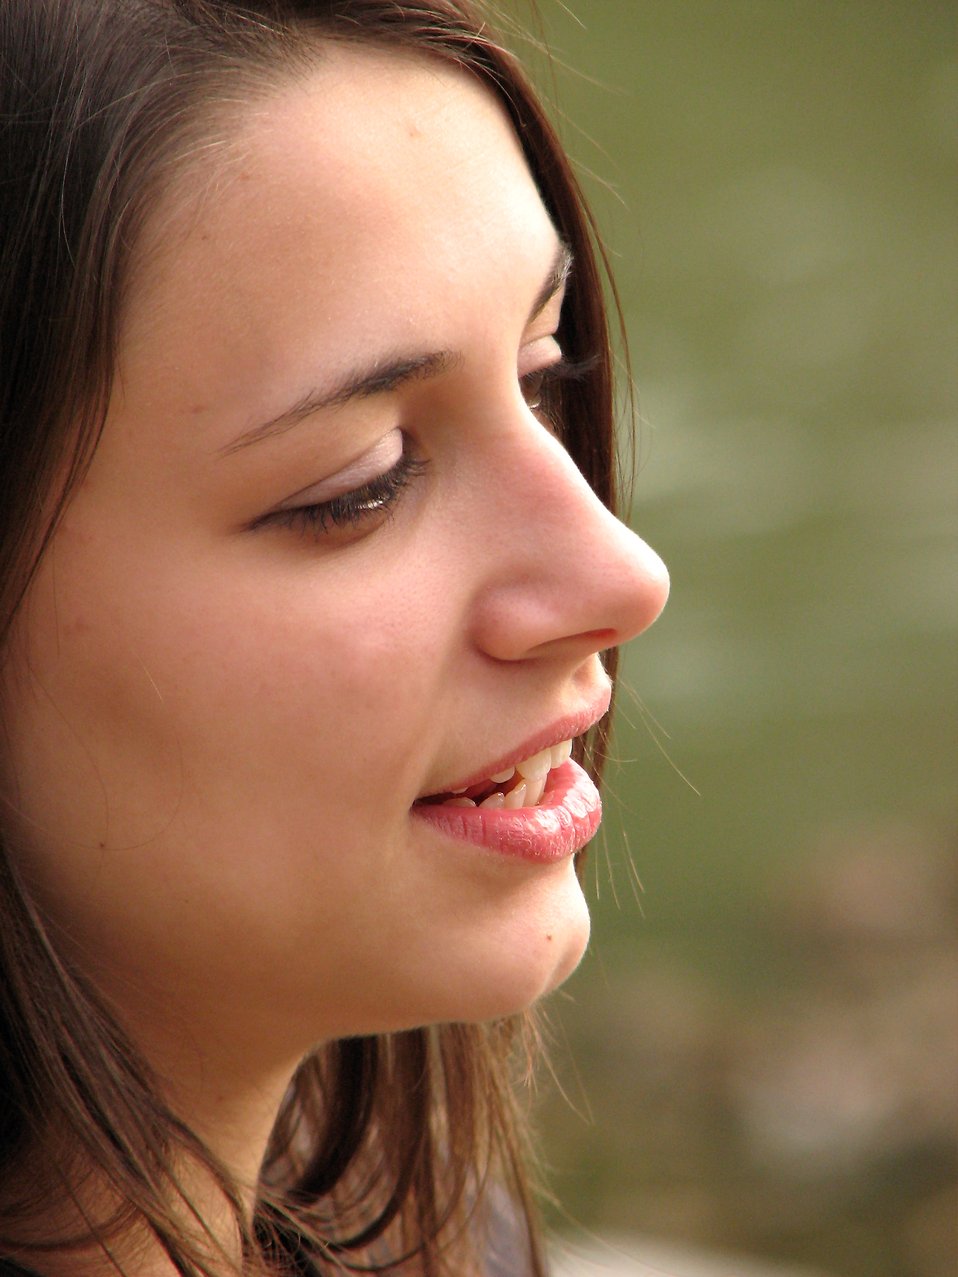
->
[524, 4, 958, 1276]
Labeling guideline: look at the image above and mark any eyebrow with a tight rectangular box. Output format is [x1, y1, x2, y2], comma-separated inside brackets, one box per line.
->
[219, 239, 573, 457]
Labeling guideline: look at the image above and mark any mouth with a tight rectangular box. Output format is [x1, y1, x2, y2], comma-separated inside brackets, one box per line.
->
[414, 739, 574, 812]
[410, 693, 610, 861]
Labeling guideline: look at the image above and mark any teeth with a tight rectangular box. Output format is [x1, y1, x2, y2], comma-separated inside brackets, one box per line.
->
[523, 773, 546, 807]
[515, 747, 553, 781]
[503, 782, 527, 810]
[433, 739, 573, 813]
[450, 786, 468, 794]
[479, 791, 505, 810]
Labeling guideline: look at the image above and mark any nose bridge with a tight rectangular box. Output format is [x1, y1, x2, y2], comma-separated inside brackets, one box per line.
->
[468, 420, 669, 662]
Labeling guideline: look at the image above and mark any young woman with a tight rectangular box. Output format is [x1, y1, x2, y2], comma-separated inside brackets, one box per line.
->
[0, 1, 669, 1273]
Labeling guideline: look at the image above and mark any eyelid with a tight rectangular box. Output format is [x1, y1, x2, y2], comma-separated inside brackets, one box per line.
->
[272, 429, 403, 512]
[519, 332, 562, 375]
[530, 275, 568, 333]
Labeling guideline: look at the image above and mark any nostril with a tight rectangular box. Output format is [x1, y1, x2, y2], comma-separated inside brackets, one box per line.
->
[577, 628, 617, 648]
[523, 629, 619, 662]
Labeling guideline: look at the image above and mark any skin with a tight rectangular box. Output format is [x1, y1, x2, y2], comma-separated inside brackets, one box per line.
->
[0, 44, 668, 1256]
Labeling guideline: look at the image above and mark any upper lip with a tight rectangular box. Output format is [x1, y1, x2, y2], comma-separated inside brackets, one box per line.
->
[418, 684, 612, 798]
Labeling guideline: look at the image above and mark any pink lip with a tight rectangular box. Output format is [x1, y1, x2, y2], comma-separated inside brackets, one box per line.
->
[411, 759, 601, 863]
[420, 686, 612, 797]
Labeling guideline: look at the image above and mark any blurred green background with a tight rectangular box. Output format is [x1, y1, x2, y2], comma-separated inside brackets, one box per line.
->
[522, 4, 958, 1275]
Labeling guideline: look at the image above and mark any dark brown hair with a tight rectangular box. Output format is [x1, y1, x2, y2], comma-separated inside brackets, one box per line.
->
[0, 2, 622, 1272]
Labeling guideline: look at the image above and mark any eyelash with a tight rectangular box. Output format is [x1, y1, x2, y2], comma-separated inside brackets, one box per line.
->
[260, 447, 427, 538]
[520, 354, 598, 413]
[258, 355, 597, 540]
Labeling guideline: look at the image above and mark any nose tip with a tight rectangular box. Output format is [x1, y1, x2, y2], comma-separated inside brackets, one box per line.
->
[631, 540, 671, 638]
[470, 434, 670, 664]
[631, 548, 670, 649]
[561, 518, 669, 654]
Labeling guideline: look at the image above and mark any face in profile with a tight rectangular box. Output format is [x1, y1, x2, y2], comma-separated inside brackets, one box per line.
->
[0, 45, 668, 1075]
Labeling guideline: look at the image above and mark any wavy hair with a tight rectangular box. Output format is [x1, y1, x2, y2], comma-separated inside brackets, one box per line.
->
[0, 2, 623, 1272]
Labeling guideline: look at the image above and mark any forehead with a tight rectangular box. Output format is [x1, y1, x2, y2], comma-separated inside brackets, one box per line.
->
[118, 44, 557, 430]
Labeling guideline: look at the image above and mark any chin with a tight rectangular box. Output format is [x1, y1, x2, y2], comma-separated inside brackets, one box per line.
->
[298, 868, 593, 1040]
[446, 883, 592, 1026]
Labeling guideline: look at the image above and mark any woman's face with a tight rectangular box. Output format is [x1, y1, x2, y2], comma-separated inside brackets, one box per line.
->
[1, 47, 668, 1066]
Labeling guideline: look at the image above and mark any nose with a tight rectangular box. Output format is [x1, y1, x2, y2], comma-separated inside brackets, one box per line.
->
[468, 422, 669, 664]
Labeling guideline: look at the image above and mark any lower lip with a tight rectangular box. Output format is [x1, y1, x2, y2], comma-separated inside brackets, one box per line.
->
[411, 760, 601, 863]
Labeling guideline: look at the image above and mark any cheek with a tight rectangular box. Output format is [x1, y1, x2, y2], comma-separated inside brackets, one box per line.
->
[160, 580, 439, 811]
[3, 536, 441, 859]
[2, 567, 182, 852]
[0, 543, 441, 1005]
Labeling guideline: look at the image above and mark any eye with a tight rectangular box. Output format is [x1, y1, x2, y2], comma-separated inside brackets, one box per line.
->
[520, 355, 600, 414]
[520, 364, 552, 412]
[252, 441, 427, 542]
